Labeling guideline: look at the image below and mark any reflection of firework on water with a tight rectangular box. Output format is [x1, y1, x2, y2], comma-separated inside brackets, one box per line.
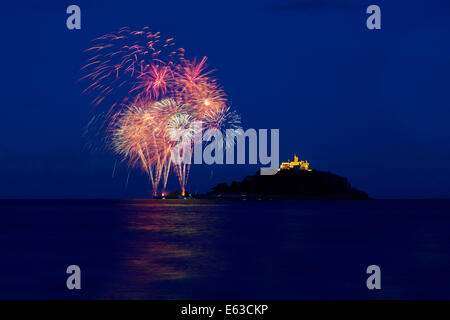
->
[82, 27, 241, 195]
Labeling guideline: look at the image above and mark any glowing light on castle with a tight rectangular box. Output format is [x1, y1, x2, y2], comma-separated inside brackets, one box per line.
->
[278, 155, 312, 171]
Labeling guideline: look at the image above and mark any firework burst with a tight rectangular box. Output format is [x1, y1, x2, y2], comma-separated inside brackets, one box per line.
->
[202, 104, 242, 149]
[82, 27, 241, 196]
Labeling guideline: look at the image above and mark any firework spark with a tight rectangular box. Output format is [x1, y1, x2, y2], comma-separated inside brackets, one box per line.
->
[82, 27, 241, 196]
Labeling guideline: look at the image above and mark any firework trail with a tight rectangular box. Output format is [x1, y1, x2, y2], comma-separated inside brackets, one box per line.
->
[166, 111, 199, 195]
[82, 27, 241, 196]
[202, 104, 242, 149]
[81, 27, 183, 115]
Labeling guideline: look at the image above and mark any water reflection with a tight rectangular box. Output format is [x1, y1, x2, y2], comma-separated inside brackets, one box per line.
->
[81, 199, 450, 299]
[101, 200, 225, 299]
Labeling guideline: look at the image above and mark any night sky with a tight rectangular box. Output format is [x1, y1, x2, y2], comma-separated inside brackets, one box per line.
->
[1, 0, 450, 199]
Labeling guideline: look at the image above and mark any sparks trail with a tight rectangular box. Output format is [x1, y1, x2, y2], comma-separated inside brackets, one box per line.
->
[82, 27, 241, 196]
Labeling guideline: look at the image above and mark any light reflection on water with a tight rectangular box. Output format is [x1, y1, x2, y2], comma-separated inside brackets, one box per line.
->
[100, 201, 228, 299]
[99, 200, 450, 299]
[1, 199, 450, 299]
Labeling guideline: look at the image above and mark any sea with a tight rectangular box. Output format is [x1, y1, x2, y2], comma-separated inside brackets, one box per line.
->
[0, 199, 449, 299]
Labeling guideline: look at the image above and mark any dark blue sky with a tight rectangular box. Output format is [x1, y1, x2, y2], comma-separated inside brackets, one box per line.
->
[1, 0, 450, 198]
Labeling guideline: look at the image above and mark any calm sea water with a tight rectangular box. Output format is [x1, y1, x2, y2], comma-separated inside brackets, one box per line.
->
[0, 199, 449, 299]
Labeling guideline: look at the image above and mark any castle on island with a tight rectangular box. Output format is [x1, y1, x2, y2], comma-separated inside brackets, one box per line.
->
[278, 155, 312, 172]
[259, 154, 312, 176]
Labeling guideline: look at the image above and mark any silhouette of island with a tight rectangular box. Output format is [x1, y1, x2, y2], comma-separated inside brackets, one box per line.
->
[208, 155, 369, 200]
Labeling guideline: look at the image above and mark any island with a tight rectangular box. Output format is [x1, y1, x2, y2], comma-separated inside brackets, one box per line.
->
[207, 155, 369, 200]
